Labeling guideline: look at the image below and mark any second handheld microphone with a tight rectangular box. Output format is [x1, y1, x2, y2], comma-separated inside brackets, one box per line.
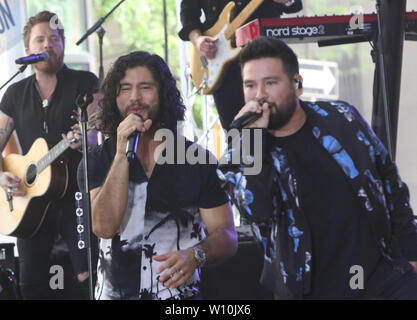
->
[229, 111, 263, 129]
[229, 100, 273, 129]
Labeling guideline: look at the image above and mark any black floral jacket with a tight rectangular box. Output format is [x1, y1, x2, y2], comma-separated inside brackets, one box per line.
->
[218, 100, 417, 298]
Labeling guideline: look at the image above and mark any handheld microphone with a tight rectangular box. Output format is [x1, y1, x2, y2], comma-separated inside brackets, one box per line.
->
[229, 111, 263, 129]
[230, 99, 274, 129]
[126, 131, 140, 159]
[15, 51, 50, 65]
[126, 114, 144, 159]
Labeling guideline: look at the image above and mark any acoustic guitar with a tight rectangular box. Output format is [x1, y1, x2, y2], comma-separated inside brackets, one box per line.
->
[0, 113, 97, 238]
[189, 0, 264, 95]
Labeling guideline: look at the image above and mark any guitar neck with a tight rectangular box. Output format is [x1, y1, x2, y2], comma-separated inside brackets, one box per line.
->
[225, 0, 264, 39]
[37, 139, 70, 173]
[35, 115, 96, 173]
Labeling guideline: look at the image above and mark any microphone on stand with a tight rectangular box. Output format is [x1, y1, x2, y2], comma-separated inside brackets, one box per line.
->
[15, 51, 50, 65]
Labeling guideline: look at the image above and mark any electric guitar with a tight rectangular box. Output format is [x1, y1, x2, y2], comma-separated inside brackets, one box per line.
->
[0, 112, 97, 238]
[189, 0, 264, 95]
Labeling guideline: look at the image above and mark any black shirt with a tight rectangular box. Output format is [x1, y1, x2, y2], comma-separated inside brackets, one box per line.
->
[273, 119, 382, 299]
[88, 135, 229, 210]
[0, 65, 98, 197]
[86, 135, 229, 300]
[219, 100, 417, 299]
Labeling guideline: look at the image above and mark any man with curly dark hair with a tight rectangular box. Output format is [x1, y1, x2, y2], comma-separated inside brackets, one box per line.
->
[97, 51, 185, 135]
[85, 51, 237, 300]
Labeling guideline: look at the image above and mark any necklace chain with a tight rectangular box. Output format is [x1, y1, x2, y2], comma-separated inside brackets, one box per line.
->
[35, 81, 55, 102]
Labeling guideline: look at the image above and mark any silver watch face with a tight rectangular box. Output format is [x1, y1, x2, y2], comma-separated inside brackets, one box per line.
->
[194, 247, 206, 267]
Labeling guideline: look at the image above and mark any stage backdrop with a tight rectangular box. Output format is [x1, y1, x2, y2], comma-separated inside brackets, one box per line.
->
[0, 0, 27, 97]
[0, 0, 26, 97]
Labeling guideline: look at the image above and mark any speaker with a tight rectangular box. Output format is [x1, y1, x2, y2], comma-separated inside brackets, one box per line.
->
[0, 243, 15, 272]
[200, 239, 273, 300]
[0, 243, 20, 299]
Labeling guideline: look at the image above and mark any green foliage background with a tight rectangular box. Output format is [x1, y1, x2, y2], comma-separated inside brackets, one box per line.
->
[26, 0, 89, 53]
[92, 0, 180, 75]
[26, 0, 377, 129]
[25, 0, 376, 82]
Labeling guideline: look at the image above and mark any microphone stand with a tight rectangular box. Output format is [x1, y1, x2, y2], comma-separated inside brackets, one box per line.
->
[0, 65, 27, 91]
[163, 0, 168, 64]
[96, 27, 105, 84]
[76, 93, 95, 300]
[375, 0, 395, 160]
[76, 0, 126, 83]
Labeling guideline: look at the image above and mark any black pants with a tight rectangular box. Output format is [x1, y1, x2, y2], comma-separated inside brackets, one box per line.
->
[213, 60, 245, 130]
[376, 269, 417, 300]
[17, 199, 89, 300]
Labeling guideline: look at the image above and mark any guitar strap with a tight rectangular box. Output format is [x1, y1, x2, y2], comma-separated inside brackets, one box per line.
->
[207, 0, 221, 22]
[210, 0, 251, 21]
[40, 67, 80, 143]
[63, 70, 81, 115]
[205, 0, 251, 26]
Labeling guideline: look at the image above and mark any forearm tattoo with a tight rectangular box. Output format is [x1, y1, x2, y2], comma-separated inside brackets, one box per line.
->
[0, 111, 15, 152]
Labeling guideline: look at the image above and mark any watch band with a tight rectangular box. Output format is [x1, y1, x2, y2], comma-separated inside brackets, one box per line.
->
[192, 246, 207, 268]
[284, 0, 295, 7]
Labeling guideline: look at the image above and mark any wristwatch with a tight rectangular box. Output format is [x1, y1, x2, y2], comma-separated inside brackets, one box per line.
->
[284, 0, 295, 7]
[193, 247, 207, 268]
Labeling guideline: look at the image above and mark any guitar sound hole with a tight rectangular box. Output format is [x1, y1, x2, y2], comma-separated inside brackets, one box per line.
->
[26, 164, 38, 185]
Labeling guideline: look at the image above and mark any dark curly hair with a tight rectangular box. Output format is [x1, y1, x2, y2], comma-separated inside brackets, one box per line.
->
[98, 51, 185, 135]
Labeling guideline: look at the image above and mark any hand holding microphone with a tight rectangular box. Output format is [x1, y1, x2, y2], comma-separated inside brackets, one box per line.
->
[125, 113, 145, 159]
[116, 113, 152, 159]
[230, 100, 271, 129]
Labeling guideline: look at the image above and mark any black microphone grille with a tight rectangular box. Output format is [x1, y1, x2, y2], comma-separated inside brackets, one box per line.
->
[41, 51, 50, 62]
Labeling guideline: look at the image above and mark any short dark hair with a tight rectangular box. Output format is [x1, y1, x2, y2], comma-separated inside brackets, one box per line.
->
[23, 11, 64, 48]
[98, 51, 186, 135]
[239, 36, 299, 80]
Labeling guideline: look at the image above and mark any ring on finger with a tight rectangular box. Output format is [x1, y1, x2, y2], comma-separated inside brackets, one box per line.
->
[179, 269, 184, 276]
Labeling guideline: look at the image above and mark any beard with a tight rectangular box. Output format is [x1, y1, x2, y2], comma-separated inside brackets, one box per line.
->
[266, 89, 297, 130]
[34, 50, 64, 74]
[123, 102, 161, 123]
